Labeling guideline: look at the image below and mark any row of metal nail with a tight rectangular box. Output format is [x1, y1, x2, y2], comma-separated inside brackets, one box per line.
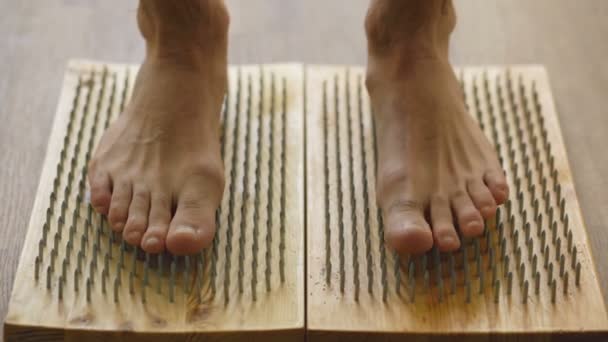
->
[220, 68, 287, 304]
[323, 71, 390, 301]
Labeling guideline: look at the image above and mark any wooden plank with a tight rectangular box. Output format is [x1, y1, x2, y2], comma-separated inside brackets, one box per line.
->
[4, 60, 305, 341]
[4, 2, 608, 340]
[305, 65, 608, 340]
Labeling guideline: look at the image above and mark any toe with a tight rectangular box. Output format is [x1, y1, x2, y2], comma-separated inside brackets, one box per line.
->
[383, 200, 433, 255]
[430, 196, 460, 252]
[141, 192, 172, 253]
[451, 191, 484, 237]
[108, 180, 132, 232]
[484, 169, 509, 204]
[123, 185, 150, 246]
[166, 176, 221, 255]
[467, 179, 497, 219]
[89, 171, 112, 215]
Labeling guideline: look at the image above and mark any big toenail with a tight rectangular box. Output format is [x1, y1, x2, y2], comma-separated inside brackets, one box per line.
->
[176, 225, 196, 234]
[144, 237, 160, 249]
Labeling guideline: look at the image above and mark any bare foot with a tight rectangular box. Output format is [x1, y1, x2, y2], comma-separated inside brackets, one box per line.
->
[365, 0, 509, 254]
[88, 0, 229, 255]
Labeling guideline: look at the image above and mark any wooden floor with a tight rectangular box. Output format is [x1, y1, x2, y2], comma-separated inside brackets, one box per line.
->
[1, 0, 608, 339]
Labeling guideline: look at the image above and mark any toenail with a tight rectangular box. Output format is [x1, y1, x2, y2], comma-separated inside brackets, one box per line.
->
[175, 225, 196, 234]
[482, 206, 495, 214]
[144, 237, 160, 249]
[126, 230, 141, 242]
[467, 220, 483, 232]
[441, 235, 456, 246]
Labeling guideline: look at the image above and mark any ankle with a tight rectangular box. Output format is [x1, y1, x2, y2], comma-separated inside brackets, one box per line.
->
[365, 0, 455, 60]
[137, 0, 229, 69]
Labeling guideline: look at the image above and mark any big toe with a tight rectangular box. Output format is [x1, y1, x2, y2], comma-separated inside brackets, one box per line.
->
[166, 178, 221, 255]
[467, 179, 497, 219]
[484, 169, 509, 204]
[167, 213, 215, 255]
[383, 201, 433, 255]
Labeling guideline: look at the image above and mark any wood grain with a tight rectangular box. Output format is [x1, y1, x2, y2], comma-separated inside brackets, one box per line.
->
[305, 65, 608, 340]
[3, 61, 305, 341]
[2, 1, 608, 340]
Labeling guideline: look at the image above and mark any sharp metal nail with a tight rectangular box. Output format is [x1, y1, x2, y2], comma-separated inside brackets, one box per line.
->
[479, 266, 485, 294]
[35, 256, 40, 280]
[158, 253, 163, 294]
[142, 283, 146, 303]
[563, 271, 569, 294]
[535, 271, 540, 295]
[498, 222, 504, 241]
[102, 270, 107, 294]
[493, 280, 500, 303]
[409, 274, 416, 303]
[560, 254, 565, 277]
[551, 279, 557, 303]
[575, 262, 581, 286]
[522, 280, 529, 304]
[114, 278, 119, 303]
[507, 272, 513, 295]
[131, 247, 137, 276]
[556, 237, 562, 261]
[184, 255, 190, 293]
[46, 266, 52, 290]
[170, 259, 176, 303]
[119, 240, 125, 268]
[58, 276, 63, 300]
[144, 253, 149, 287]
[463, 245, 469, 279]
[129, 271, 134, 295]
[541, 230, 547, 252]
[449, 253, 456, 294]
[515, 246, 522, 266]
[548, 263, 554, 285]
[74, 269, 80, 292]
[438, 277, 444, 303]
[61, 259, 67, 282]
[86, 278, 92, 302]
[572, 246, 577, 268]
